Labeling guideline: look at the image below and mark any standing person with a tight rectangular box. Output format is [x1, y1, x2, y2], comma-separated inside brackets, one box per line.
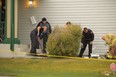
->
[79, 27, 94, 58]
[102, 33, 116, 59]
[30, 17, 52, 55]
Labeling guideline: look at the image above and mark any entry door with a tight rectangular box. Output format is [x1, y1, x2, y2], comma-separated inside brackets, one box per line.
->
[0, 0, 6, 42]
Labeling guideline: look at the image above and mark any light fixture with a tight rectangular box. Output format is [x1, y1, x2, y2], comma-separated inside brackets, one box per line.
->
[29, 0, 34, 7]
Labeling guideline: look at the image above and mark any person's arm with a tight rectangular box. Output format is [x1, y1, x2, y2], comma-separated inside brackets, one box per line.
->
[81, 31, 84, 43]
[47, 22, 52, 33]
[90, 30, 94, 41]
[37, 22, 42, 36]
[102, 34, 111, 45]
[81, 31, 84, 48]
[37, 26, 41, 37]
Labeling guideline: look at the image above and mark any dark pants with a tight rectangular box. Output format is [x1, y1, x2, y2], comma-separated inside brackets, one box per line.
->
[42, 33, 48, 53]
[30, 30, 39, 53]
[79, 41, 92, 58]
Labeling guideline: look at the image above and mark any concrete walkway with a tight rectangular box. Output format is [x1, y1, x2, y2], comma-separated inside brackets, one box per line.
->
[0, 50, 43, 58]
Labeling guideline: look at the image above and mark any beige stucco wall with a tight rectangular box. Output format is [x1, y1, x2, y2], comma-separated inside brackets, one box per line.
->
[7, 0, 11, 38]
[7, 0, 18, 38]
[15, 0, 18, 38]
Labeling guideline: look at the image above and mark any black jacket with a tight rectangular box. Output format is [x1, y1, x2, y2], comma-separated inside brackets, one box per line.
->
[33, 21, 52, 35]
[81, 29, 94, 43]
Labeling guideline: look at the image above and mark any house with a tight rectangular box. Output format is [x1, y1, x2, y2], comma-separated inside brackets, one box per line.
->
[0, 0, 116, 54]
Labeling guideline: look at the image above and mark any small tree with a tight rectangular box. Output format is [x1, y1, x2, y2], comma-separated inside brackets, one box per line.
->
[46, 24, 82, 57]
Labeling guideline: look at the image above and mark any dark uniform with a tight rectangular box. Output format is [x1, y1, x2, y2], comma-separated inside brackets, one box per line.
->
[30, 21, 52, 54]
[79, 29, 94, 58]
[39, 21, 52, 53]
[30, 28, 39, 54]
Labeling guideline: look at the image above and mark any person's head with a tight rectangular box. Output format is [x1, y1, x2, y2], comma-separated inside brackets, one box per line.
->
[66, 21, 71, 25]
[42, 17, 47, 24]
[83, 27, 88, 33]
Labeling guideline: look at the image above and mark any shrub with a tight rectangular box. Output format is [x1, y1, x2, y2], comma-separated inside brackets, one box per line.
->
[46, 24, 82, 57]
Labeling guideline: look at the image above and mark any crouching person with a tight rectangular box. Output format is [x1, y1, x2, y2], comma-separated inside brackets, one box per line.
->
[37, 18, 52, 54]
[30, 17, 52, 55]
[78, 27, 94, 58]
[102, 33, 116, 59]
[30, 28, 39, 55]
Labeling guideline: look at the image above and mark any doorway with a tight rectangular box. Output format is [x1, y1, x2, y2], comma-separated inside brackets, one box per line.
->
[0, 0, 6, 43]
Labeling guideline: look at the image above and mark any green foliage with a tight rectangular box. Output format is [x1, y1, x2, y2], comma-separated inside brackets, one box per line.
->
[46, 24, 82, 57]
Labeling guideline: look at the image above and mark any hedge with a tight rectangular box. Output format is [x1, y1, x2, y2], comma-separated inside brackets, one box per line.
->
[46, 24, 82, 57]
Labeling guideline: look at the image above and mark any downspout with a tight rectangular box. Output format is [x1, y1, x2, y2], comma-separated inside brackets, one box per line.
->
[10, 0, 15, 51]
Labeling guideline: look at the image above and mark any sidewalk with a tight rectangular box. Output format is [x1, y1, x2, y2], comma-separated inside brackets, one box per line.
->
[0, 49, 105, 59]
[0, 50, 43, 58]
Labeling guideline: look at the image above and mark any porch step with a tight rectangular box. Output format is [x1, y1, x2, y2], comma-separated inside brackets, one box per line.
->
[0, 44, 42, 54]
[14, 44, 30, 52]
[0, 44, 44, 58]
[0, 44, 30, 52]
[0, 44, 10, 50]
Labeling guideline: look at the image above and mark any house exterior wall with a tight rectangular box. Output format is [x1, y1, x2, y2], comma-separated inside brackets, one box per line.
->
[18, 0, 116, 53]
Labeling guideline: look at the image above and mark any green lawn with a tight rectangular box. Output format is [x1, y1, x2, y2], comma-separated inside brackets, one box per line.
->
[0, 58, 116, 77]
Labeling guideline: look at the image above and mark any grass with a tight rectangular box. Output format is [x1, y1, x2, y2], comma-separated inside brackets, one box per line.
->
[0, 58, 116, 77]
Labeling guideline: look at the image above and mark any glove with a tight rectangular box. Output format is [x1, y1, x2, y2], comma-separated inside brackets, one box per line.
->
[90, 41, 93, 45]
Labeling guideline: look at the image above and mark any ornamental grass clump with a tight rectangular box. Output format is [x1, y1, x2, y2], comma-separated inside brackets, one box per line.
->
[46, 24, 82, 57]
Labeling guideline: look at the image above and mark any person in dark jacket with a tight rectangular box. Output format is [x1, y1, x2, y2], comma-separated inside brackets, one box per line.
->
[30, 18, 52, 54]
[79, 27, 94, 58]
